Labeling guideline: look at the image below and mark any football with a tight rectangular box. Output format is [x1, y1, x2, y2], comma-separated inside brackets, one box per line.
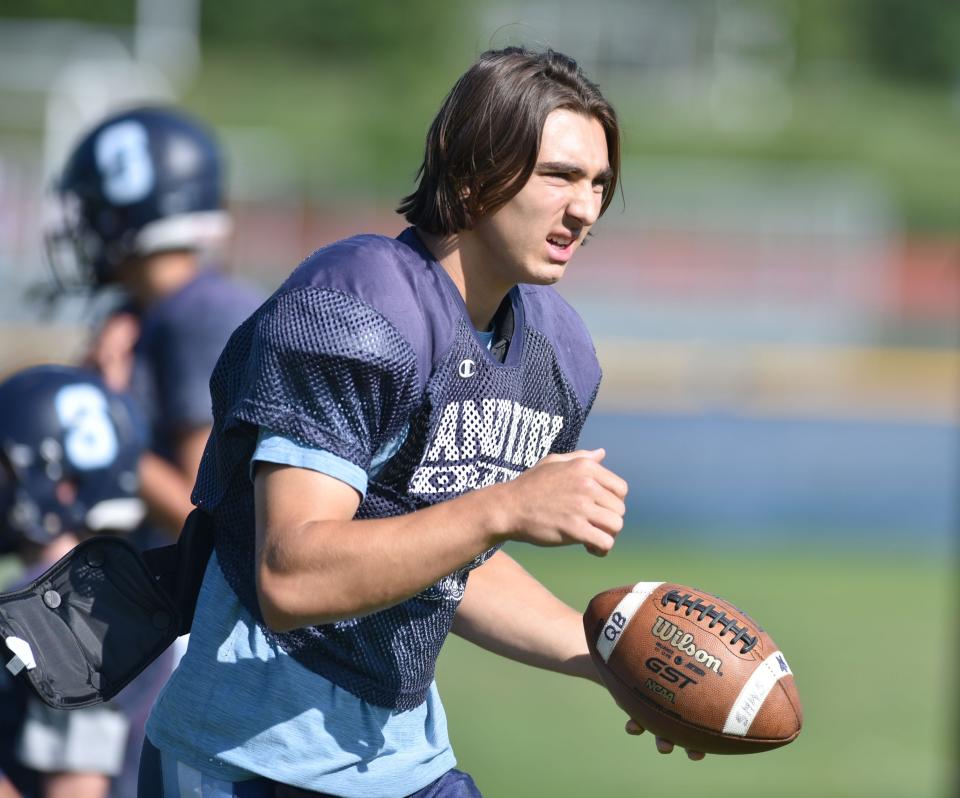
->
[584, 581, 802, 754]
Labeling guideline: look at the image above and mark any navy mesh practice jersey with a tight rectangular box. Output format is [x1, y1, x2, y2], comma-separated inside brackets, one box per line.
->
[193, 227, 602, 710]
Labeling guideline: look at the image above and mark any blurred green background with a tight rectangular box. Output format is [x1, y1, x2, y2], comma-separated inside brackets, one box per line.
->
[4, 0, 959, 225]
[0, 1, 957, 796]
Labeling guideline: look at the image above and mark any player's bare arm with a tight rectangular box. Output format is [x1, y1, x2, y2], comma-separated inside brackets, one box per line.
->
[452, 548, 597, 680]
[254, 448, 626, 632]
[137, 425, 210, 538]
[453, 547, 707, 761]
[84, 310, 140, 393]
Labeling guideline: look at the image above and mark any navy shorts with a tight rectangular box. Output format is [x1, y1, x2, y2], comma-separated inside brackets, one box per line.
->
[138, 737, 482, 798]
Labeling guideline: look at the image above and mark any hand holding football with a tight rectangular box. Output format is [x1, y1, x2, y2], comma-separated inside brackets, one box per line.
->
[584, 581, 802, 755]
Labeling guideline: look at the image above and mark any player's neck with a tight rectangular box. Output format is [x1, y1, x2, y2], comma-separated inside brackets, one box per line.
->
[120, 251, 201, 308]
[418, 230, 511, 331]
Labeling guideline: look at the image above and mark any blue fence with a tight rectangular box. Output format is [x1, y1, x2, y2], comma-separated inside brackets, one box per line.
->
[579, 411, 959, 553]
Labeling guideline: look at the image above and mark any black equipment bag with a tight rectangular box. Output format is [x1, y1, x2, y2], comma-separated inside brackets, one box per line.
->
[0, 509, 214, 710]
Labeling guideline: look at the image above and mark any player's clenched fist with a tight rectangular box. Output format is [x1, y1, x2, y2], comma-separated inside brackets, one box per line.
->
[494, 448, 628, 555]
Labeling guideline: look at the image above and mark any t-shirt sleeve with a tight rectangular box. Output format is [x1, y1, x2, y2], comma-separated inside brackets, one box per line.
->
[227, 287, 421, 473]
[251, 428, 369, 497]
[153, 310, 242, 430]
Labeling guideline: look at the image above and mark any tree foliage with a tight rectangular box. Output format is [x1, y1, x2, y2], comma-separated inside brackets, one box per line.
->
[856, 0, 960, 85]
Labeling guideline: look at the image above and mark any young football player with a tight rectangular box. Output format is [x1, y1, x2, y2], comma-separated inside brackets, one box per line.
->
[0, 365, 148, 798]
[44, 105, 264, 798]
[140, 47, 701, 798]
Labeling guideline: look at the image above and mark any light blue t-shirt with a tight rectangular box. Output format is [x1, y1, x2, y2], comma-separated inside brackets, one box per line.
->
[145, 432, 456, 796]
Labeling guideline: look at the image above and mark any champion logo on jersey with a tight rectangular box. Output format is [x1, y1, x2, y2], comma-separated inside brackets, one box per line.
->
[458, 359, 476, 378]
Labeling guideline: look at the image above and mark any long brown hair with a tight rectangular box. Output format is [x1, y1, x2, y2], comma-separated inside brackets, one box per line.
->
[398, 47, 620, 234]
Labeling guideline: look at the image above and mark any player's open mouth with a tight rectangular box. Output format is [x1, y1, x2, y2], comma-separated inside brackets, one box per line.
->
[546, 234, 578, 263]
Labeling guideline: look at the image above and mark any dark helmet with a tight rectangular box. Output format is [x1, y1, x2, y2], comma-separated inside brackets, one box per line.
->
[0, 365, 147, 552]
[46, 105, 232, 291]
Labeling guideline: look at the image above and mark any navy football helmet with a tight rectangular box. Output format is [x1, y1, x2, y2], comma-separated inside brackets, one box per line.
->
[0, 365, 147, 553]
[46, 105, 231, 291]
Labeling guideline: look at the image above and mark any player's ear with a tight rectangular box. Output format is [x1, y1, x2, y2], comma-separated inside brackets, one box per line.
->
[458, 182, 481, 230]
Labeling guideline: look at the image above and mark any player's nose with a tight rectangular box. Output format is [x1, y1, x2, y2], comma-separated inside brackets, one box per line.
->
[565, 181, 602, 228]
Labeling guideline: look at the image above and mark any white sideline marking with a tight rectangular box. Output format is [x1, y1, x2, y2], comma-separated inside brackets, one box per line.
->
[722, 650, 793, 736]
[595, 581, 664, 663]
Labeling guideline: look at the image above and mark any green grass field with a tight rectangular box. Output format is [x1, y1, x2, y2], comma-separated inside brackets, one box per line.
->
[3, 537, 954, 796]
[436, 538, 957, 798]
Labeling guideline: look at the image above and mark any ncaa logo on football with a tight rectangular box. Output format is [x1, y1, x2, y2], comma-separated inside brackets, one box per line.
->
[458, 359, 476, 378]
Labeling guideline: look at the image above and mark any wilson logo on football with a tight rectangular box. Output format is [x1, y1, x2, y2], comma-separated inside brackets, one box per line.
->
[651, 617, 723, 675]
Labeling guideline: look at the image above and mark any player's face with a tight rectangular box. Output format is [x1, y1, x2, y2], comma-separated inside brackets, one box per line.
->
[472, 108, 612, 287]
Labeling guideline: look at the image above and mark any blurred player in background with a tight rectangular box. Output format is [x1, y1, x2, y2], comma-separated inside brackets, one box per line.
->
[41, 106, 264, 797]
[47, 105, 264, 541]
[140, 46, 700, 798]
[0, 365, 148, 798]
